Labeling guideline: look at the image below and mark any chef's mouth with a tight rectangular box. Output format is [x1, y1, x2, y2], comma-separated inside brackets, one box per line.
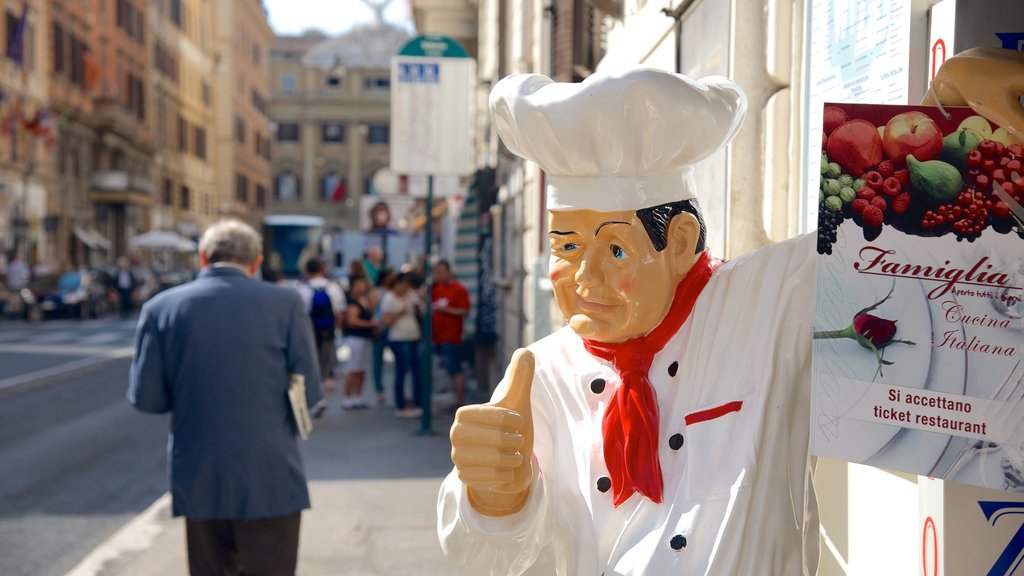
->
[576, 297, 617, 313]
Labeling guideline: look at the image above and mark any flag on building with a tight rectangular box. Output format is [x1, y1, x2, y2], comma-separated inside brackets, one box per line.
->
[84, 48, 102, 90]
[331, 179, 347, 203]
[6, 2, 27, 69]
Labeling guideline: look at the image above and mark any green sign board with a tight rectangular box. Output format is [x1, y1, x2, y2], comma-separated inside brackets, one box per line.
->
[397, 35, 469, 59]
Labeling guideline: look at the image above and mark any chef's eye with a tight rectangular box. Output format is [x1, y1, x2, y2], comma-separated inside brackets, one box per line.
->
[562, 243, 579, 252]
[610, 245, 627, 260]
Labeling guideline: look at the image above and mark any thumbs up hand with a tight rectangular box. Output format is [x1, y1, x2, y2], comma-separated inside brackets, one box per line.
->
[450, 348, 535, 516]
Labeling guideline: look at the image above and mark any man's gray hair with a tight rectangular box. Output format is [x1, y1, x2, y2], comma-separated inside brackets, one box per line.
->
[199, 219, 262, 265]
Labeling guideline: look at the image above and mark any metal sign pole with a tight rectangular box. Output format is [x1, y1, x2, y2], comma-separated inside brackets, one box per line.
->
[418, 174, 435, 435]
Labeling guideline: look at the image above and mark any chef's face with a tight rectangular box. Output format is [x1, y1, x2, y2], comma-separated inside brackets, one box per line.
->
[548, 208, 699, 343]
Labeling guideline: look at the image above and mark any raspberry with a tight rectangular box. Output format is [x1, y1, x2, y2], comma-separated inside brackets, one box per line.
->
[882, 177, 901, 197]
[864, 171, 884, 191]
[851, 198, 869, 214]
[862, 205, 884, 228]
[1009, 144, 1023, 157]
[994, 202, 1011, 219]
[1006, 159, 1022, 174]
[993, 169, 1007, 184]
[892, 192, 911, 214]
[895, 169, 910, 187]
[871, 196, 888, 211]
[857, 186, 876, 200]
[877, 160, 895, 178]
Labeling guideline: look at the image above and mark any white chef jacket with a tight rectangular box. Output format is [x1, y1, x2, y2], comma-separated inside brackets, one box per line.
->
[438, 233, 819, 576]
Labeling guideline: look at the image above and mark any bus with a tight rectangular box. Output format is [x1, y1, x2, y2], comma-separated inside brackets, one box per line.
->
[261, 215, 325, 282]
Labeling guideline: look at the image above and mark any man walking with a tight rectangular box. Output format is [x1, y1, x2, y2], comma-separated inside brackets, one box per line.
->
[296, 257, 345, 393]
[430, 260, 470, 407]
[128, 219, 322, 576]
[115, 257, 137, 318]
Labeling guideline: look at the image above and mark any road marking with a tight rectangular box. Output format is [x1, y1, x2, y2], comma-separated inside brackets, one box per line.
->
[64, 493, 171, 576]
[0, 347, 133, 393]
[79, 332, 125, 345]
[0, 343, 131, 356]
[30, 331, 80, 344]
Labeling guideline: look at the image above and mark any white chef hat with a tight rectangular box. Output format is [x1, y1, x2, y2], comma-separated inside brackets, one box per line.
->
[489, 68, 746, 212]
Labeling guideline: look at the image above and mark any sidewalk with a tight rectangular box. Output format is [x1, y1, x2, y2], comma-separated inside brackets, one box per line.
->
[70, 390, 463, 576]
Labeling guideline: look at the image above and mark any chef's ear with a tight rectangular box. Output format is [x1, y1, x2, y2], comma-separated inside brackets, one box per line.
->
[667, 213, 700, 276]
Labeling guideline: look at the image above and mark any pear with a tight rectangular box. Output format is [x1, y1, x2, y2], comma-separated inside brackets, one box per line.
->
[938, 128, 982, 173]
[991, 127, 1024, 146]
[958, 115, 993, 139]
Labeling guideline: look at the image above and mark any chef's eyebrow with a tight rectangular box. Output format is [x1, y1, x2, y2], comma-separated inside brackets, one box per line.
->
[595, 221, 630, 236]
[548, 230, 576, 236]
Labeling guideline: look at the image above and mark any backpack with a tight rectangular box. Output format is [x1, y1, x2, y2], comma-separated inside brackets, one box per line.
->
[309, 286, 335, 332]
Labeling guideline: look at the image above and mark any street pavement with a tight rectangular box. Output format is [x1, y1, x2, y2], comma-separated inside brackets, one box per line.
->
[0, 316, 557, 575]
[0, 316, 136, 396]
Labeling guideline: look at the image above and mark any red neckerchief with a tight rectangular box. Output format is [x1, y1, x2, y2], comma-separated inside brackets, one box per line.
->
[582, 250, 720, 507]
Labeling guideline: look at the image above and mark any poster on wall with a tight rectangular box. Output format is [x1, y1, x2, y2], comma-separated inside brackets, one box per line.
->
[805, 0, 911, 231]
[811, 102, 1024, 492]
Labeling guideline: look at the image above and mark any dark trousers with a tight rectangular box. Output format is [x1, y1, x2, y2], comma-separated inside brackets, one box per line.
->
[117, 288, 133, 317]
[186, 513, 301, 576]
[314, 329, 336, 380]
[389, 339, 422, 409]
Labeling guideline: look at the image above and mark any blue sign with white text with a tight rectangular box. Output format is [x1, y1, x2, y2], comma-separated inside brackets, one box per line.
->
[398, 63, 440, 84]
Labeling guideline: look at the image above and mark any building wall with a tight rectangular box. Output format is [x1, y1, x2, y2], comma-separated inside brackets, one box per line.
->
[268, 32, 397, 232]
[90, 0, 155, 257]
[148, 0, 216, 237]
[0, 0, 54, 268]
[48, 0, 98, 268]
[213, 0, 273, 226]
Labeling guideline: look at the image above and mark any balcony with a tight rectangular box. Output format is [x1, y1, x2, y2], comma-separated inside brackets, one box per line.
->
[89, 170, 155, 206]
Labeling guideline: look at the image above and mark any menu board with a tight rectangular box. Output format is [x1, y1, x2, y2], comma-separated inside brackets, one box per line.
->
[805, 0, 912, 230]
[811, 102, 1024, 491]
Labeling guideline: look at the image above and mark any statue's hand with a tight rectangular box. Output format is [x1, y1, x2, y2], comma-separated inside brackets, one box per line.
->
[924, 47, 1024, 140]
[450, 348, 535, 516]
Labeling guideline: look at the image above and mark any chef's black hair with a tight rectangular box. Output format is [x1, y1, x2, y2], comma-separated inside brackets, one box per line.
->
[636, 198, 706, 253]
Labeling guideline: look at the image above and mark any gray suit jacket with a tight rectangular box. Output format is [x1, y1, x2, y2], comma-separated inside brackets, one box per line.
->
[128, 266, 322, 520]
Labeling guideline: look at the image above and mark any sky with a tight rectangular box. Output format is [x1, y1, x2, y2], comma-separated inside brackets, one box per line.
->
[263, 0, 413, 36]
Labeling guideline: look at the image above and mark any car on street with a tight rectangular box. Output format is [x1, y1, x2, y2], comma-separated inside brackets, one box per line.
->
[27, 269, 115, 320]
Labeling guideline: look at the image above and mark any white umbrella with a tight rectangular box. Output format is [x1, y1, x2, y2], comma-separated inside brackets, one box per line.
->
[129, 230, 197, 252]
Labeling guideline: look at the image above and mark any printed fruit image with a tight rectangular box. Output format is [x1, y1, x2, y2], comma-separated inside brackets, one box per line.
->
[938, 128, 982, 173]
[827, 119, 884, 177]
[823, 105, 849, 136]
[882, 111, 943, 165]
[958, 115, 993, 139]
[907, 154, 963, 206]
[991, 127, 1024, 146]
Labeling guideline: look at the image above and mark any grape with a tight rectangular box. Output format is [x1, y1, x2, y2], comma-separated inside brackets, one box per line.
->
[817, 202, 845, 255]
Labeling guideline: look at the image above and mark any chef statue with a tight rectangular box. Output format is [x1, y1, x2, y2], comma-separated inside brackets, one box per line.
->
[437, 51, 1024, 576]
[437, 68, 817, 575]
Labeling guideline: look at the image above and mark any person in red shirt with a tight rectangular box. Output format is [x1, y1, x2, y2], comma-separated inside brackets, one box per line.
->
[431, 260, 470, 407]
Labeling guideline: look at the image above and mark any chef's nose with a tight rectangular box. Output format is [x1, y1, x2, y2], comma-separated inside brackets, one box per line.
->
[574, 248, 605, 288]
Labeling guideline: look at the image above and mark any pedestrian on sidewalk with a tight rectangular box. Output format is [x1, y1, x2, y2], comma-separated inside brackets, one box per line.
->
[127, 219, 322, 576]
[380, 271, 423, 418]
[6, 252, 28, 291]
[341, 274, 378, 409]
[296, 258, 346, 394]
[371, 268, 397, 408]
[115, 257, 138, 318]
[431, 260, 470, 408]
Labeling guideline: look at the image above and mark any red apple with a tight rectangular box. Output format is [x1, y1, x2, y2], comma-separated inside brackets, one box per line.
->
[823, 105, 848, 136]
[826, 119, 884, 177]
[883, 111, 943, 165]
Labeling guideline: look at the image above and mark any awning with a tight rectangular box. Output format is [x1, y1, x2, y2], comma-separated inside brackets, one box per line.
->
[73, 226, 113, 251]
[129, 230, 197, 252]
